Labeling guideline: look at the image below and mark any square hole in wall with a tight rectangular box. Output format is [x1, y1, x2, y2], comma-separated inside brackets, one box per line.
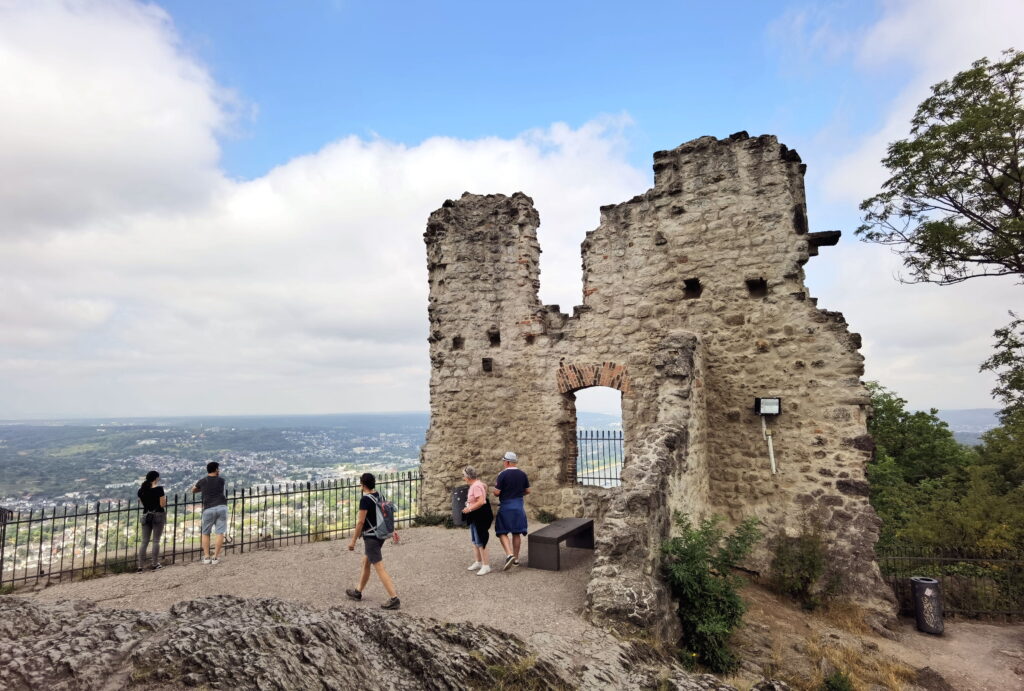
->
[683, 278, 703, 299]
[745, 278, 768, 298]
[482, 357, 493, 372]
[451, 336, 464, 350]
[488, 328, 501, 347]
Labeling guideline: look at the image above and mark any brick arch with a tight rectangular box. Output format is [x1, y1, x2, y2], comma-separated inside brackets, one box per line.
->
[555, 362, 632, 394]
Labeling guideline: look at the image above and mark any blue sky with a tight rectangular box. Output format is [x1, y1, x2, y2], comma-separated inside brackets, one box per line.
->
[0, 0, 1021, 418]
[165, 1, 895, 184]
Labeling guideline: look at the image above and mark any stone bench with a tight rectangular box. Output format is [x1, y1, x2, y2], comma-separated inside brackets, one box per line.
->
[527, 518, 595, 571]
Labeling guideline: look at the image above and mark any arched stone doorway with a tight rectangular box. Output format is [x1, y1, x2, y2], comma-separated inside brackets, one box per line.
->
[555, 362, 632, 485]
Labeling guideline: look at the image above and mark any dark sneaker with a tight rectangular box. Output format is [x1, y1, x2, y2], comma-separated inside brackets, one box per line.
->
[151, 563, 163, 571]
[503, 555, 515, 571]
[136, 566, 144, 573]
[345, 588, 362, 601]
[381, 597, 401, 610]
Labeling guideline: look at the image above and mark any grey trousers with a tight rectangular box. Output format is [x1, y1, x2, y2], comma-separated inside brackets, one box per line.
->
[138, 512, 166, 568]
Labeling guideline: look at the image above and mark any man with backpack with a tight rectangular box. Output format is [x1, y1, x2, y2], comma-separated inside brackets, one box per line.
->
[346, 472, 400, 610]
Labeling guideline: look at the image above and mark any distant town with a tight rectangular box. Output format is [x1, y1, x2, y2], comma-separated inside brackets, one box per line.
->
[0, 413, 429, 511]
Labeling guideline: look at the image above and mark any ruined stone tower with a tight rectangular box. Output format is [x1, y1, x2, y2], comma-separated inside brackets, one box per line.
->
[421, 133, 892, 637]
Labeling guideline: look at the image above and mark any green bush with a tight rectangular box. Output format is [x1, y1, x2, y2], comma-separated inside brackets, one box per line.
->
[414, 513, 454, 528]
[661, 513, 760, 673]
[769, 522, 837, 610]
[821, 670, 855, 691]
[535, 509, 559, 524]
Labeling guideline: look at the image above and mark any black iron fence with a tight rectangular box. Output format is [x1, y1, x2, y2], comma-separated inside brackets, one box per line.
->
[0, 472, 421, 589]
[877, 545, 1024, 619]
[575, 429, 624, 488]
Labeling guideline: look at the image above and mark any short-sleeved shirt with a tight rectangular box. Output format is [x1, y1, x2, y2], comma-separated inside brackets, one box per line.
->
[139, 485, 165, 513]
[466, 480, 486, 509]
[495, 467, 530, 502]
[359, 492, 381, 533]
[195, 475, 227, 510]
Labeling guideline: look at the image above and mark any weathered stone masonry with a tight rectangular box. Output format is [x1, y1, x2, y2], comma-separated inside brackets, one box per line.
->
[420, 133, 892, 637]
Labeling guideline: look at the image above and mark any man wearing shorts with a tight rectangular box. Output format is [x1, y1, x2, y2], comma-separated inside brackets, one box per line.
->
[346, 473, 400, 610]
[192, 461, 228, 565]
[493, 451, 530, 571]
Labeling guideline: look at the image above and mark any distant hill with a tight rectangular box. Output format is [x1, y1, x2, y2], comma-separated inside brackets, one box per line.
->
[934, 408, 1000, 447]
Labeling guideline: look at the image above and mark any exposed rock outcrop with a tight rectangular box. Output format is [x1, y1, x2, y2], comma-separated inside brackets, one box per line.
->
[0, 595, 791, 690]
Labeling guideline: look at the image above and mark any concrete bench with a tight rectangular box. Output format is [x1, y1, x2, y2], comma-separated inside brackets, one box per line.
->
[527, 518, 595, 571]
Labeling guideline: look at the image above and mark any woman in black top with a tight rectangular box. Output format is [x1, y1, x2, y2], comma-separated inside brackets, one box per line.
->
[137, 470, 167, 572]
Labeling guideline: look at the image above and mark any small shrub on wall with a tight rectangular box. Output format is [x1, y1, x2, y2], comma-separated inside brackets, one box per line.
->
[661, 513, 761, 673]
[769, 521, 842, 610]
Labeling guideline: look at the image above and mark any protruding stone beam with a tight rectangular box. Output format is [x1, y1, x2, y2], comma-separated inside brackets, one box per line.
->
[807, 230, 841, 256]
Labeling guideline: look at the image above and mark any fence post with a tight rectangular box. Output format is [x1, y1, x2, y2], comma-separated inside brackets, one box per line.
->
[0, 507, 8, 587]
[240, 488, 245, 555]
[171, 494, 179, 565]
[306, 481, 312, 542]
[91, 502, 100, 570]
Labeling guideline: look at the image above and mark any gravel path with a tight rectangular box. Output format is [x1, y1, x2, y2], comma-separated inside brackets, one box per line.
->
[26, 526, 606, 646]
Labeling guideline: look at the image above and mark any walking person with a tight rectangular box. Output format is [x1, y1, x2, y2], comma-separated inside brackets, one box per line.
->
[137, 470, 166, 572]
[346, 473, 401, 609]
[493, 451, 530, 571]
[191, 461, 228, 565]
[461, 466, 493, 576]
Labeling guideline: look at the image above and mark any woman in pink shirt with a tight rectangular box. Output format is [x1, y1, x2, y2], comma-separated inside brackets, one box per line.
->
[461, 466, 494, 575]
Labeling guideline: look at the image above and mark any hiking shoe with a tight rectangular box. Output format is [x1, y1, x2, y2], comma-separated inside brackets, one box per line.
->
[477, 565, 492, 576]
[467, 561, 481, 571]
[381, 597, 401, 610]
[345, 588, 362, 601]
[201, 558, 212, 565]
[503, 555, 515, 571]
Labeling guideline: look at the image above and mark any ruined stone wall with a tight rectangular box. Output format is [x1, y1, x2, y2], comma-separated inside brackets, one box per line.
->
[421, 133, 892, 627]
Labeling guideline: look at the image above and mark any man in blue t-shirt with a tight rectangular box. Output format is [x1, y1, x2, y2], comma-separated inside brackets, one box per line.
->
[493, 451, 530, 571]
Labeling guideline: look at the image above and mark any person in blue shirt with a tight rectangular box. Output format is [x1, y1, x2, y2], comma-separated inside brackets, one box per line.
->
[493, 451, 530, 571]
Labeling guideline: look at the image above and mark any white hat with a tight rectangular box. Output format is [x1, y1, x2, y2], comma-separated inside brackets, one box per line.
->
[502, 451, 518, 463]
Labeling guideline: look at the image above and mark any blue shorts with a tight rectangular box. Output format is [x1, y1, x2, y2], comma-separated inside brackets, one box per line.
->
[470, 523, 487, 547]
[201, 505, 228, 535]
[494, 497, 528, 536]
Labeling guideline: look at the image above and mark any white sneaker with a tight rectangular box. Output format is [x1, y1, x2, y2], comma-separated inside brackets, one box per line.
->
[211, 558, 220, 565]
[467, 561, 481, 571]
[201, 558, 212, 565]
[477, 565, 492, 576]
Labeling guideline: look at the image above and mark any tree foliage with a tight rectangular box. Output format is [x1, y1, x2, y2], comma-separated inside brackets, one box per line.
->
[866, 382, 1024, 554]
[980, 311, 1024, 417]
[857, 48, 1024, 285]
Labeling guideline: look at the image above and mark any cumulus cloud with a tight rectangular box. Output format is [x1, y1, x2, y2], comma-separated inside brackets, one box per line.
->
[0, 1, 648, 418]
[0, 0, 233, 234]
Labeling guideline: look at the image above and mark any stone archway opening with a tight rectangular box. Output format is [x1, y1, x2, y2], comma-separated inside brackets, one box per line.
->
[556, 362, 632, 488]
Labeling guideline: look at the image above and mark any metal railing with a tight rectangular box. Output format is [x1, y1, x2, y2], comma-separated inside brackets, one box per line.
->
[575, 429, 624, 488]
[0, 472, 421, 589]
[877, 545, 1024, 619]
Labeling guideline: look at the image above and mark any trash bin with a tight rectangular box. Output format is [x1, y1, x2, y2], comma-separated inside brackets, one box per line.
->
[451, 485, 469, 527]
[910, 576, 944, 634]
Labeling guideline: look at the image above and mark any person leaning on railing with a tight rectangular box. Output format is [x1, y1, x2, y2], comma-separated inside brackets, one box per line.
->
[137, 470, 166, 572]
[191, 461, 228, 565]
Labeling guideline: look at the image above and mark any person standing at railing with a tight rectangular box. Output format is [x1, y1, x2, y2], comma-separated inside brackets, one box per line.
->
[461, 466, 493, 576]
[346, 472, 401, 610]
[493, 451, 530, 571]
[137, 470, 166, 572]
[191, 461, 228, 565]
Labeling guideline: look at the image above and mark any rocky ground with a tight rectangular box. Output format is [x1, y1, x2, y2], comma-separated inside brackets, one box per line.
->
[6, 527, 1022, 689]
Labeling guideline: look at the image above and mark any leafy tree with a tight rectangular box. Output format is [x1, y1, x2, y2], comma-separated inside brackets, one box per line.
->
[980, 312, 1024, 417]
[865, 382, 972, 483]
[857, 49, 1024, 286]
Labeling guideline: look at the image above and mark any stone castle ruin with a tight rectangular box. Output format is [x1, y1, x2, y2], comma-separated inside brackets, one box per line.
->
[420, 133, 891, 638]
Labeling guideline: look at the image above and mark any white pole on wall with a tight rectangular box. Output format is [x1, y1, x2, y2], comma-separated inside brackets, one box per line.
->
[761, 415, 777, 474]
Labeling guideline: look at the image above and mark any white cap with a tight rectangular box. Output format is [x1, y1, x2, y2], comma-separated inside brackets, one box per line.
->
[502, 451, 518, 463]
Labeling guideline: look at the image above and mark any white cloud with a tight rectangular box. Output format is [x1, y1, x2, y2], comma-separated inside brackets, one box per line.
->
[0, 2, 648, 418]
[0, 0, 233, 235]
[822, 0, 1024, 205]
[796, 0, 1024, 411]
